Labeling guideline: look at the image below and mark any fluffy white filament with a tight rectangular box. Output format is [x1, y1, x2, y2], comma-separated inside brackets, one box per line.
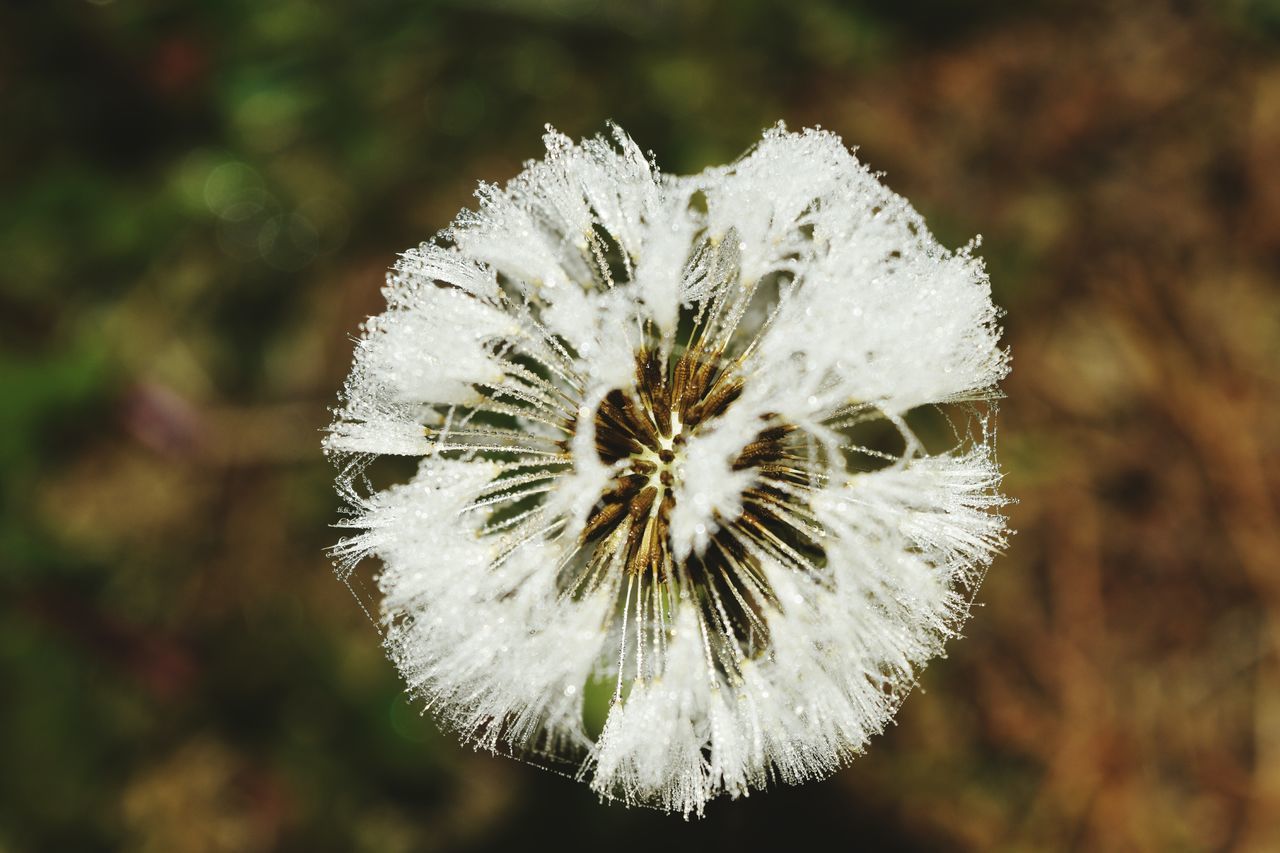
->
[326, 122, 1009, 817]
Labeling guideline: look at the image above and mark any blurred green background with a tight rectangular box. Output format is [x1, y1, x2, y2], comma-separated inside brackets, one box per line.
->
[4, 0, 1280, 850]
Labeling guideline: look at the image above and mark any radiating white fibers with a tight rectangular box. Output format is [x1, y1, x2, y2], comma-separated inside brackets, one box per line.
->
[326, 122, 1010, 817]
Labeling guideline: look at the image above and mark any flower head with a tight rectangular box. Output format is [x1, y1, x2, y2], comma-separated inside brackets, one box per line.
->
[326, 123, 1009, 816]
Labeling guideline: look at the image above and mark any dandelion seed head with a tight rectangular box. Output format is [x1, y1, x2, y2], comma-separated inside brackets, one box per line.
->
[327, 122, 1009, 817]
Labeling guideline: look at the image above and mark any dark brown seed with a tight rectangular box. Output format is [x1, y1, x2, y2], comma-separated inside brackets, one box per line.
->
[574, 341, 825, 663]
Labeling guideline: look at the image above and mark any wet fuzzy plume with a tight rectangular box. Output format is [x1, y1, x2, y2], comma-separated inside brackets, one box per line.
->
[326, 122, 1010, 817]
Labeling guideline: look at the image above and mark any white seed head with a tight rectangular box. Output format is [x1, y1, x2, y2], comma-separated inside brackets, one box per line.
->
[326, 122, 1010, 817]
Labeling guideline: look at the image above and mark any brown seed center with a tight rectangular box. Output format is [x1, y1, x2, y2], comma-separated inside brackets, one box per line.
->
[571, 343, 825, 661]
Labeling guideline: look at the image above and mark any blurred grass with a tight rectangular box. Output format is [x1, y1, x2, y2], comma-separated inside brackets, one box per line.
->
[2, 0, 1279, 850]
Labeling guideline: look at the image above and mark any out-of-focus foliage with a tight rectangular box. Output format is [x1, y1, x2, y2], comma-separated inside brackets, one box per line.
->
[2, 0, 1278, 850]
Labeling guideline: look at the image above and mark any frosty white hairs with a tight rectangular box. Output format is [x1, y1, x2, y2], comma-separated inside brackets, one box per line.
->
[326, 122, 1009, 817]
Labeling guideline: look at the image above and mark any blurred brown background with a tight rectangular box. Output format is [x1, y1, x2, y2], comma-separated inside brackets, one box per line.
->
[3, 0, 1279, 850]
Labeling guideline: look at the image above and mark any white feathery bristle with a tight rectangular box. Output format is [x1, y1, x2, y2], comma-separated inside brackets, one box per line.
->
[327, 122, 1010, 817]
